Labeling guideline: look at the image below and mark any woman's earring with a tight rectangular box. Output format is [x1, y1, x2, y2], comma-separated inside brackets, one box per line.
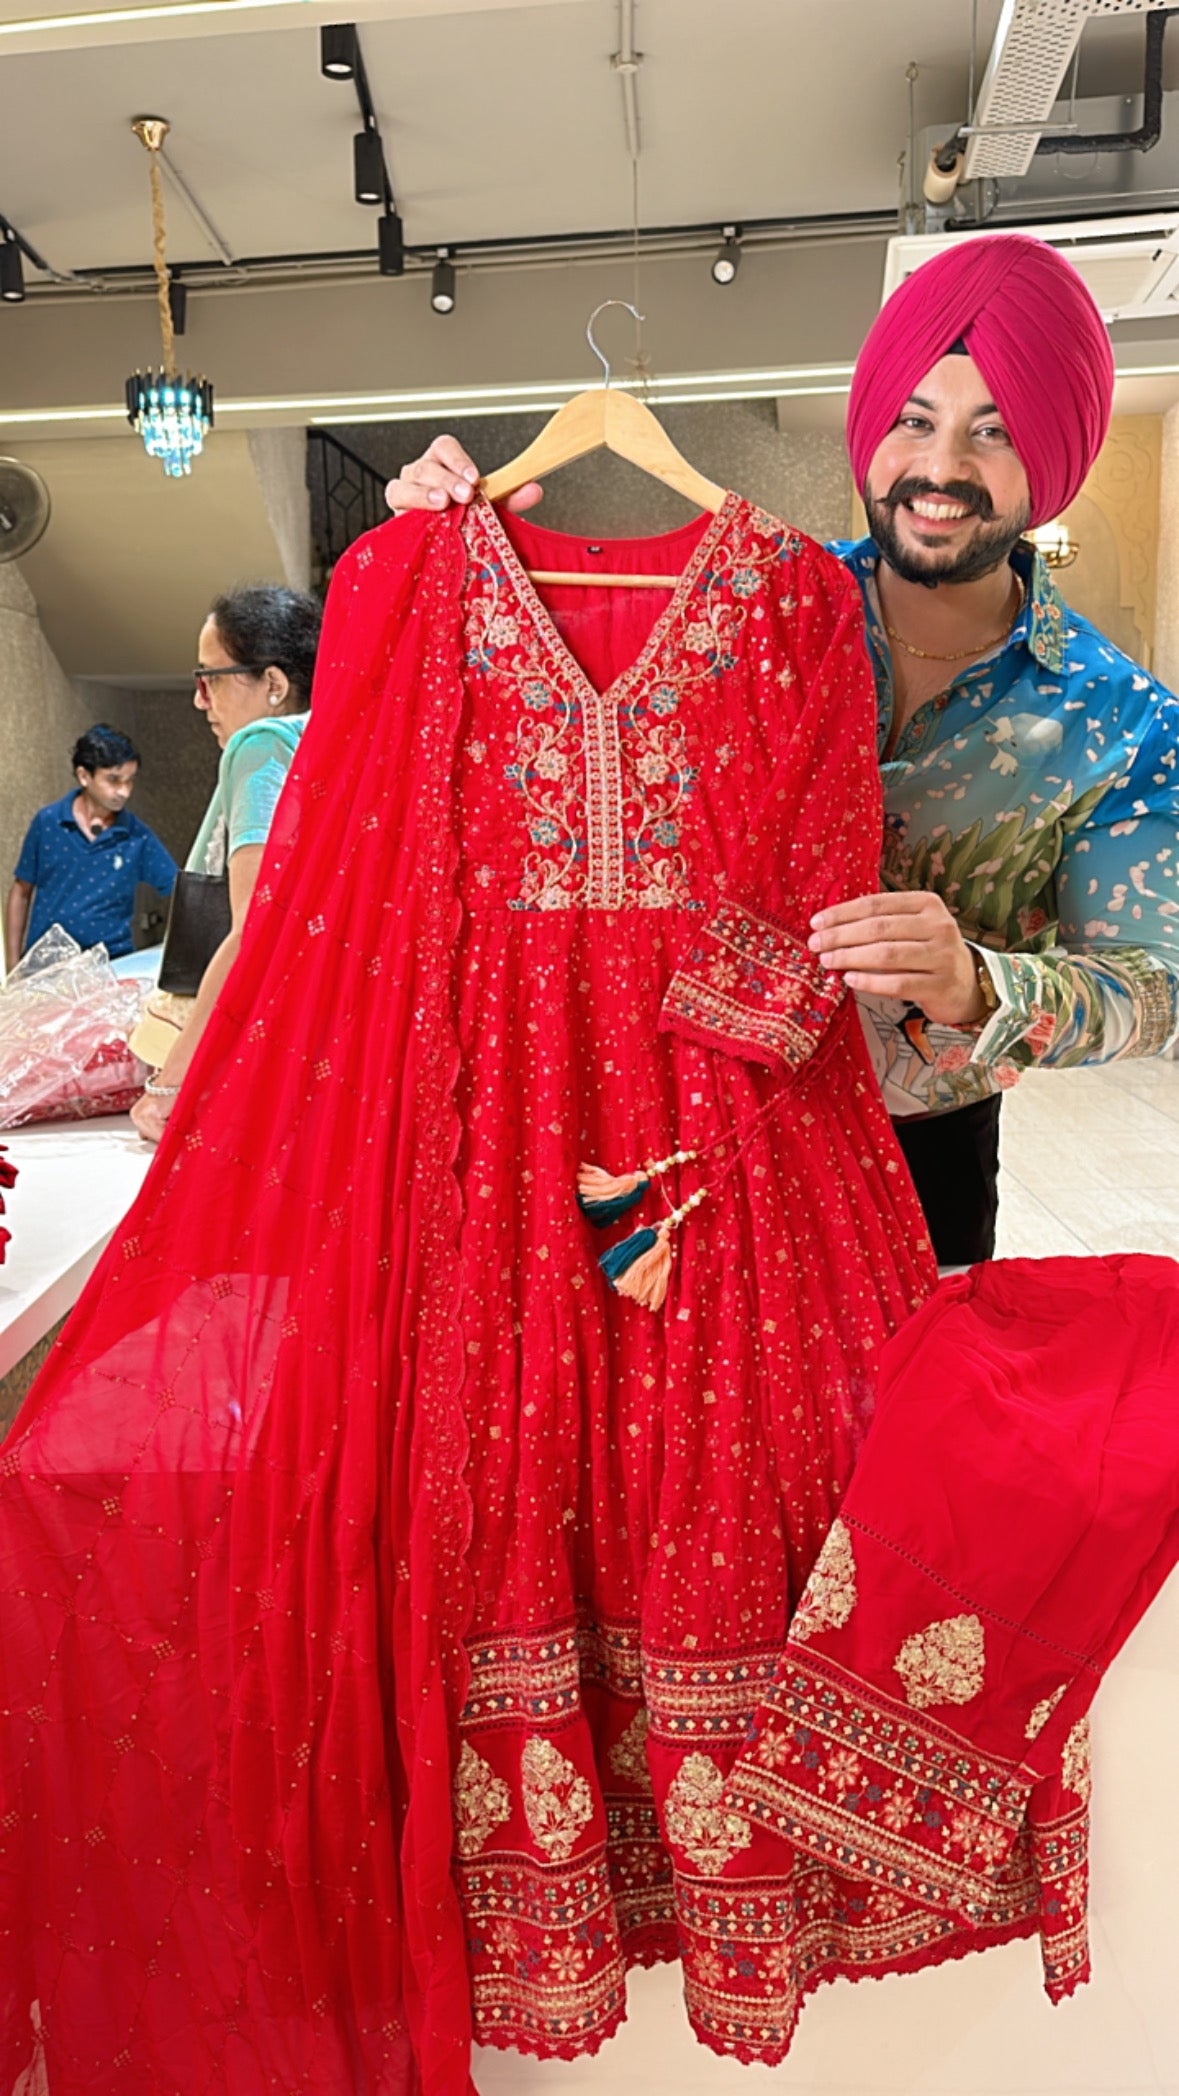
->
[268, 690, 282, 708]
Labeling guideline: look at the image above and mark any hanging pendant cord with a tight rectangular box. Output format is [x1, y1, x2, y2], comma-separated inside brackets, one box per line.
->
[147, 149, 177, 381]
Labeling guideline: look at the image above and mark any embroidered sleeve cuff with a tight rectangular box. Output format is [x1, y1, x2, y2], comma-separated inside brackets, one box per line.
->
[659, 900, 848, 1069]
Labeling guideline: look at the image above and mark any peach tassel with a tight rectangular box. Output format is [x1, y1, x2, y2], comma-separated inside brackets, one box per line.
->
[607, 1188, 709, 1313]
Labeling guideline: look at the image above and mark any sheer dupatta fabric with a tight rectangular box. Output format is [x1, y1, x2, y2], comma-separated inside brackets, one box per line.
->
[0, 513, 479, 2096]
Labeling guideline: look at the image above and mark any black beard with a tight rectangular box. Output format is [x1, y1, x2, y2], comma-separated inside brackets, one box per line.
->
[864, 475, 1031, 587]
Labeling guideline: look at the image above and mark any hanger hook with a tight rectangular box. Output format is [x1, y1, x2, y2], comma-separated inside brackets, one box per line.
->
[585, 299, 644, 389]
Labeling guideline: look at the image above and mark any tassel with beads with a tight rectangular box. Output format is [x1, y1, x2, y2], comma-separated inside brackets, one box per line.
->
[576, 1147, 698, 1228]
[599, 1188, 708, 1313]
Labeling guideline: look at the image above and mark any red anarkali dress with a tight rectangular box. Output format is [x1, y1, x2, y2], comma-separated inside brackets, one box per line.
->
[0, 495, 933, 2095]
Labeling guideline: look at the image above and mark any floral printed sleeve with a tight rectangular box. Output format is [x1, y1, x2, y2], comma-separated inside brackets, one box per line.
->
[970, 693, 1179, 1071]
[660, 552, 880, 1070]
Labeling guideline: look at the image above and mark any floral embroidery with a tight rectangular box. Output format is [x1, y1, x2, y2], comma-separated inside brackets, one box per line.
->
[948, 1806, 1009, 1866]
[520, 1736, 595, 1862]
[789, 1518, 857, 1644]
[894, 1614, 986, 1710]
[1025, 1683, 1067, 1741]
[1061, 1717, 1091, 1803]
[821, 1746, 862, 1795]
[453, 1742, 512, 1858]
[881, 1786, 917, 1832]
[608, 1709, 652, 1792]
[664, 1752, 752, 1873]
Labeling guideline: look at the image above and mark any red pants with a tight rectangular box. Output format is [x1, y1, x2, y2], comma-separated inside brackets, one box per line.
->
[721, 1253, 1179, 2009]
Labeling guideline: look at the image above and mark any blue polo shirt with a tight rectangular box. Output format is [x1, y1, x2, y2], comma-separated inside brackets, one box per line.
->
[14, 793, 177, 959]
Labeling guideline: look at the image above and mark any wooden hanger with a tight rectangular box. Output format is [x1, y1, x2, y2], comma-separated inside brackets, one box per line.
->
[480, 302, 726, 588]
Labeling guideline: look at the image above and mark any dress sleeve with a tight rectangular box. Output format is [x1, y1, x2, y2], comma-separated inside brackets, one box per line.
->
[967, 686, 1179, 1070]
[659, 549, 882, 1070]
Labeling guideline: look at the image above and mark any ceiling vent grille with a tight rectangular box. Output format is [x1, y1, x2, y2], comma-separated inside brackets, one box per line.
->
[964, 0, 1172, 181]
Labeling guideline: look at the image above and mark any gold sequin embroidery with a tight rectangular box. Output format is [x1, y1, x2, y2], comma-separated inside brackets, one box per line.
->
[608, 1708, 653, 1792]
[790, 1519, 857, 1645]
[1061, 1717, 1091, 1803]
[1025, 1683, 1067, 1742]
[520, 1736, 595, 1863]
[894, 1614, 986, 1711]
[664, 1752, 752, 1873]
[453, 1742, 512, 1859]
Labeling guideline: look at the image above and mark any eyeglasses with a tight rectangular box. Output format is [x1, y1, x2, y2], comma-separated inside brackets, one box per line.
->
[192, 663, 267, 700]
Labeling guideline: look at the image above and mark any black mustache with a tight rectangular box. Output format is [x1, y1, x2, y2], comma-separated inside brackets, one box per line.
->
[885, 478, 994, 521]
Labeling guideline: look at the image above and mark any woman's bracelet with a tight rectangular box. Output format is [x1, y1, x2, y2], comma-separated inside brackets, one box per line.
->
[143, 1076, 181, 1098]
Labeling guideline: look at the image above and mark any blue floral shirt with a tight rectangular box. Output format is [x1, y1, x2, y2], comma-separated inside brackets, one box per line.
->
[832, 536, 1179, 1117]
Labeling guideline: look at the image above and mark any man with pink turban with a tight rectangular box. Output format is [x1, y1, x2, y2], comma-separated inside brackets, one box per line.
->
[385, 233, 1179, 1264]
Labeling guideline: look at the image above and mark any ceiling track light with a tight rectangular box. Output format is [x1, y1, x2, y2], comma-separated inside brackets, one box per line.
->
[0, 235, 25, 304]
[353, 128, 385, 206]
[711, 225, 742, 286]
[378, 210, 404, 277]
[319, 22, 357, 79]
[323, 24, 396, 219]
[431, 248, 456, 315]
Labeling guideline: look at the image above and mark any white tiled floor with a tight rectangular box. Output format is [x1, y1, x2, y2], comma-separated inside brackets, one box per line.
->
[476, 1061, 1179, 2096]
[996, 1060, 1179, 1260]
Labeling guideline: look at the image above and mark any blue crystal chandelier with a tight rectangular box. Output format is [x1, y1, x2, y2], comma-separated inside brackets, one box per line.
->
[125, 118, 214, 478]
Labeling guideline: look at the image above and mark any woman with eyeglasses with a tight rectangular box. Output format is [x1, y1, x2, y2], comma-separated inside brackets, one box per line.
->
[130, 584, 322, 1144]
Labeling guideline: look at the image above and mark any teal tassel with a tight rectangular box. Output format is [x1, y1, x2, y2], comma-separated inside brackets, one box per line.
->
[577, 1148, 698, 1231]
[599, 1226, 658, 1288]
[577, 1175, 649, 1227]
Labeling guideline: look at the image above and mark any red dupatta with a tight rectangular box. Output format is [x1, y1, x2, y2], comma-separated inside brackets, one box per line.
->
[0, 513, 478, 2095]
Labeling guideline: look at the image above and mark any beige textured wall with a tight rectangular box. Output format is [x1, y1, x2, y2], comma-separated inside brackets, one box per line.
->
[1056, 416, 1161, 671]
[1156, 402, 1179, 694]
[0, 564, 95, 888]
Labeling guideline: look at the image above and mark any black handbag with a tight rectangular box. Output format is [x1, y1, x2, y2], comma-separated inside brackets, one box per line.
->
[156, 871, 233, 997]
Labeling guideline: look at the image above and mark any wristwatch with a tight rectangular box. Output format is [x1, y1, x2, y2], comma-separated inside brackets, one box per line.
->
[968, 945, 1001, 1024]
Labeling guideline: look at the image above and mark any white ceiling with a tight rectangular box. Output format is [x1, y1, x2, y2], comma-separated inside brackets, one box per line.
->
[0, 0, 1028, 272]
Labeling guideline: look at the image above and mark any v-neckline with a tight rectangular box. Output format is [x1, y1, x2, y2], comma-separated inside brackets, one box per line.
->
[472, 490, 741, 709]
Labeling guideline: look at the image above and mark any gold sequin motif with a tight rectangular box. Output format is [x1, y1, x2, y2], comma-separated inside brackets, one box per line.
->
[894, 1614, 986, 1710]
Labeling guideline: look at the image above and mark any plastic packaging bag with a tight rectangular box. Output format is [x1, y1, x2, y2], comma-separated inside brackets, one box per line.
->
[0, 927, 148, 1129]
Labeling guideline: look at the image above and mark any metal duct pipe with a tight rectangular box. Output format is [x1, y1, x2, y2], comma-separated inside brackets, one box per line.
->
[1036, 7, 1175, 156]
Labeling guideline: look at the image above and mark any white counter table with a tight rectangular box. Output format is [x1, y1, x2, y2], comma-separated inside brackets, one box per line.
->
[0, 1114, 152, 1382]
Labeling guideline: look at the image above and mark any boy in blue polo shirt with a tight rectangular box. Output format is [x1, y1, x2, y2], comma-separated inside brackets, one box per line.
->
[5, 725, 177, 968]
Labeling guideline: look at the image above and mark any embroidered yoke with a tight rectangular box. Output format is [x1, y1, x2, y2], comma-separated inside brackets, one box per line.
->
[0, 497, 933, 2096]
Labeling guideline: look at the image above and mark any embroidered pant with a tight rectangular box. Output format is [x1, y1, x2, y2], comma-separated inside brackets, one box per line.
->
[722, 1252, 1179, 2014]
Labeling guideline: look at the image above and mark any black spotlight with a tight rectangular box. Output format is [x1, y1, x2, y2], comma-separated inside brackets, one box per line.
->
[378, 211, 405, 277]
[711, 225, 741, 286]
[320, 22, 357, 78]
[168, 276, 187, 335]
[431, 249, 455, 315]
[0, 236, 25, 304]
[353, 128, 384, 205]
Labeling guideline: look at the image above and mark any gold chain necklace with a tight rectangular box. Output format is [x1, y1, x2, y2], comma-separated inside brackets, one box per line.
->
[884, 579, 1024, 663]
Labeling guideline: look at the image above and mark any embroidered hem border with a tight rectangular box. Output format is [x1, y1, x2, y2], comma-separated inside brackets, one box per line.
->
[727, 1645, 1037, 1921]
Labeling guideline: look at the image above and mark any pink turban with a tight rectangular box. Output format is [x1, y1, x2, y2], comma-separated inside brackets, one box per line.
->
[846, 234, 1114, 528]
